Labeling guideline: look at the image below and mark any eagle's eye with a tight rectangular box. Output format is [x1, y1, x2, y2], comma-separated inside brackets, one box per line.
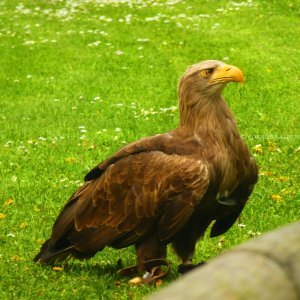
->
[200, 68, 214, 78]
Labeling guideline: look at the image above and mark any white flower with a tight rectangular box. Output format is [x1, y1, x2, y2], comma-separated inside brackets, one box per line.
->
[23, 40, 36, 46]
[137, 38, 150, 42]
[115, 50, 124, 55]
[88, 41, 101, 47]
[4, 141, 13, 147]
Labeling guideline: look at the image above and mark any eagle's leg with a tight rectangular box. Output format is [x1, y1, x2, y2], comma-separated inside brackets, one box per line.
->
[133, 234, 168, 284]
[172, 237, 199, 274]
[172, 217, 210, 274]
[135, 234, 167, 272]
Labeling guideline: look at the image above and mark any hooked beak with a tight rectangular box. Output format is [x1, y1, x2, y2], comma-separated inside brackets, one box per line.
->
[209, 64, 244, 83]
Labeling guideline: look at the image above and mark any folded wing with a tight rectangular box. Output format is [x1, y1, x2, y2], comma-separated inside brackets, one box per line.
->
[35, 134, 209, 263]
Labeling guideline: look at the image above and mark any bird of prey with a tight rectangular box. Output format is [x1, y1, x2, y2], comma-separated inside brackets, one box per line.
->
[34, 60, 258, 278]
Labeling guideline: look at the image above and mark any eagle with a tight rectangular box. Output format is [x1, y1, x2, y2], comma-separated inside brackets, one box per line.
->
[34, 60, 258, 277]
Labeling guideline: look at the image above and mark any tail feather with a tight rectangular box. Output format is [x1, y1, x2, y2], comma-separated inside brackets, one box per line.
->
[34, 181, 116, 265]
[34, 236, 98, 265]
[34, 192, 100, 264]
[33, 239, 75, 264]
[34, 193, 81, 265]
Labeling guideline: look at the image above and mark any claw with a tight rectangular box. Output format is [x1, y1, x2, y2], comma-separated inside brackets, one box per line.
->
[142, 266, 163, 285]
[119, 259, 170, 286]
[128, 268, 163, 286]
[142, 271, 151, 279]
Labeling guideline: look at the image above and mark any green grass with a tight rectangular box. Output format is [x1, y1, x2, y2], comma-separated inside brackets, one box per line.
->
[0, 0, 299, 298]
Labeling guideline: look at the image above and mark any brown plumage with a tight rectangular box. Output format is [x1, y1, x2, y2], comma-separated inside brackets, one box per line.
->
[34, 60, 258, 272]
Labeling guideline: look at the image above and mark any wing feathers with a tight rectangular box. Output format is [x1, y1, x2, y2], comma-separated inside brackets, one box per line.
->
[158, 195, 194, 241]
[37, 136, 209, 262]
[84, 132, 202, 181]
[71, 152, 209, 247]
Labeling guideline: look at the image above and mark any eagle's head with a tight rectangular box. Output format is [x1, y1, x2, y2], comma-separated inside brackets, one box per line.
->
[178, 60, 244, 99]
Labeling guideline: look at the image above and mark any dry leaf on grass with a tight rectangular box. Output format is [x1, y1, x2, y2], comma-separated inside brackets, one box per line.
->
[271, 194, 282, 202]
[0, 213, 7, 219]
[4, 198, 14, 206]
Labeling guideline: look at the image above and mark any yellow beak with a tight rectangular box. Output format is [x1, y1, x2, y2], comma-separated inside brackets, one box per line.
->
[209, 64, 244, 83]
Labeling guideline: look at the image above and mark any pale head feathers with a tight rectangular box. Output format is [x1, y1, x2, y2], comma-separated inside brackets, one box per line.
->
[178, 60, 244, 130]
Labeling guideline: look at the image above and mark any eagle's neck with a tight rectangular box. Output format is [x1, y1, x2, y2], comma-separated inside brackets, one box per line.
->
[179, 92, 249, 197]
[179, 93, 237, 138]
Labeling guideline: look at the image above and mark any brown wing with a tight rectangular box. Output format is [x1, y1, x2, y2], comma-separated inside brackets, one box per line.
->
[35, 132, 209, 263]
[84, 131, 203, 181]
[69, 151, 209, 253]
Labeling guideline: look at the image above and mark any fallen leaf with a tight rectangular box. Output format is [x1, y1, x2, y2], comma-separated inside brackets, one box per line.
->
[88, 144, 96, 150]
[128, 277, 143, 286]
[253, 144, 263, 154]
[4, 198, 14, 206]
[259, 171, 273, 176]
[271, 194, 282, 202]
[0, 213, 6, 219]
[268, 141, 277, 152]
[20, 222, 28, 229]
[155, 279, 164, 287]
[52, 266, 63, 271]
[278, 176, 289, 182]
[11, 255, 22, 262]
[65, 157, 77, 164]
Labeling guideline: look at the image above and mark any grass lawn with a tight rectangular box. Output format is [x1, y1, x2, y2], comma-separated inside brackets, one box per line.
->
[0, 0, 299, 298]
